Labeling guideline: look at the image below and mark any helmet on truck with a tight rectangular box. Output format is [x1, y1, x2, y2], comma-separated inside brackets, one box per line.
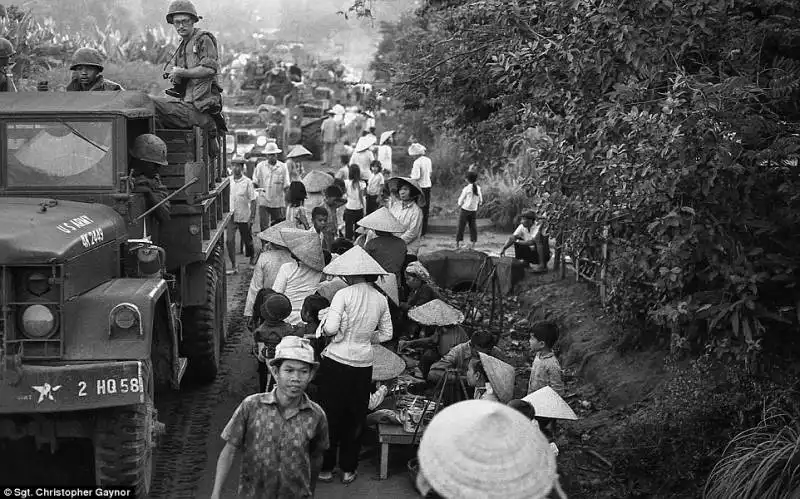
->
[131, 134, 169, 166]
[0, 37, 16, 59]
[69, 48, 104, 71]
[166, 0, 202, 24]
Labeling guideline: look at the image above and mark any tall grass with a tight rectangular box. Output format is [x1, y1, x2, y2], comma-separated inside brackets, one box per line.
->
[20, 60, 166, 92]
[479, 168, 535, 231]
[704, 405, 800, 499]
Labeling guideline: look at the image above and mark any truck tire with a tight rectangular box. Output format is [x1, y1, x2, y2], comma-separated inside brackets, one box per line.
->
[211, 240, 229, 344]
[94, 365, 156, 498]
[182, 259, 221, 384]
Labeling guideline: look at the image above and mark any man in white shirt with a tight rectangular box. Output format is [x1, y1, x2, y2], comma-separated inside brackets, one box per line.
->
[409, 143, 432, 236]
[227, 159, 257, 273]
[500, 211, 550, 272]
[320, 110, 340, 166]
[377, 131, 394, 174]
[252, 142, 290, 230]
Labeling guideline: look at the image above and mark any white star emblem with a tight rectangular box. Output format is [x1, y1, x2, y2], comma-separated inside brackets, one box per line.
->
[32, 383, 62, 403]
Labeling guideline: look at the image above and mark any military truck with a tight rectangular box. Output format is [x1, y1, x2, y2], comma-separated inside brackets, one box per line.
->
[0, 91, 231, 496]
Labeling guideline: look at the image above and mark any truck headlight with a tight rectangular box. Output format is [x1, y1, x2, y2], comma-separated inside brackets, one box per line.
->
[109, 303, 143, 338]
[20, 304, 57, 338]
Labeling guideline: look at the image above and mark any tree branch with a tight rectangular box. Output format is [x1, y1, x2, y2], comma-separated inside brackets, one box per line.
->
[397, 44, 492, 85]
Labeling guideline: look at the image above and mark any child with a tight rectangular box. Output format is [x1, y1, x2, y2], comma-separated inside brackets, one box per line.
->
[456, 170, 483, 250]
[507, 399, 560, 456]
[253, 292, 300, 392]
[343, 164, 366, 240]
[335, 154, 350, 180]
[527, 320, 564, 443]
[286, 180, 310, 230]
[365, 160, 385, 215]
[317, 185, 346, 250]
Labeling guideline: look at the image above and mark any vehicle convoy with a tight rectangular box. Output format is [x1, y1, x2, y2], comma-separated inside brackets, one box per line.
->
[0, 91, 231, 496]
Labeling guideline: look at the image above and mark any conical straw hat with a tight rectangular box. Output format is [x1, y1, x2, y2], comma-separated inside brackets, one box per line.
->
[355, 135, 376, 152]
[357, 207, 406, 233]
[372, 344, 406, 381]
[379, 130, 395, 145]
[408, 142, 426, 156]
[388, 176, 423, 199]
[286, 144, 312, 159]
[322, 245, 387, 276]
[376, 273, 399, 305]
[279, 228, 325, 271]
[478, 352, 516, 404]
[418, 400, 557, 499]
[302, 170, 334, 193]
[257, 220, 295, 245]
[408, 299, 463, 326]
[522, 386, 578, 421]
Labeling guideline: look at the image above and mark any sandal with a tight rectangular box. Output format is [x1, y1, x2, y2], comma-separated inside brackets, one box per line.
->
[341, 471, 358, 484]
[318, 471, 335, 483]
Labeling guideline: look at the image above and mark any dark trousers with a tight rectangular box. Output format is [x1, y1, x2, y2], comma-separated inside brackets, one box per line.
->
[258, 206, 285, 231]
[343, 208, 364, 240]
[456, 208, 478, 243]
[317, 357, 372, 473]
[421, 187, 431, 235]
[257, 361, 273, 392]
[514, 241, 551, 265]
[227, 222, 253, 262]
[365, 195, 379, 215]
[419, 349, 442, 380]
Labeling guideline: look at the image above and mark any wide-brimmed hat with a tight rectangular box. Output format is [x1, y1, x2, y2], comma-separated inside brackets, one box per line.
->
[355, 135, 377, 152]
[405, 261, 433, 284]
[521, 210, 537, 221]
[522, 386, 578, 421]
[280, 228, 325, 271]
[478, 352, 516, 404]
[257, 220, 295, 246]
[326, 108, 336, 115]
[408, 142, 427, 156]
[302, 170, 334, 193]
[262, 293, 292, 322]
[418, 400, 557, 499]
[322, 245, 387, 276]
[357, 207, 406, 233]
[376, 273, 399, 305]
[263, 142, 282, 155]
[269, 336, 319, 368]
[408, 299, 464, 326]
[286, 144, 312, 159]
[389, 176, 423, 199]
[372, 345, 406, 381]
[379, 130, 395, 145]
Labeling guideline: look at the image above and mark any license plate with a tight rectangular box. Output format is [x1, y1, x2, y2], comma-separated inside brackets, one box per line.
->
[0, 361, 145, 413]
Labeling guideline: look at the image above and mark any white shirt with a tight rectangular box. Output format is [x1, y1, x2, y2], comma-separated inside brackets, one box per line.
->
[366, 172, 385, 196]
[229, 175, 256, 223]
[272, 261, 323, 325]
[513, 222, 541, 242]
[388, 196, 423, 255]
[345, 180, 366, 210]
[377, 144, 392, 173]
[252, 161, 290, 208]
[457, 184, 483, 212]
[321, 282, 393, 368]
[410, 156, 432, 188]
[350, 150, 374, 180]
[243, 248, 294, 317]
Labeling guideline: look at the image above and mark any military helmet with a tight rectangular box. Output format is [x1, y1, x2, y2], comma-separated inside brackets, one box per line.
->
[69, 48, 104, 71]
[166, 0, 202, 24]
[0, 37, 16, 59]
[131, 134, 169, 166]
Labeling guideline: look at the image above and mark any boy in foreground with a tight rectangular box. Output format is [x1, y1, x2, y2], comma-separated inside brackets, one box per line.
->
[211, 336, 329, 499]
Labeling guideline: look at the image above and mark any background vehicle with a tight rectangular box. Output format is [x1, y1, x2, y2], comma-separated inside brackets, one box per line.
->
[0, 91, 231, 497]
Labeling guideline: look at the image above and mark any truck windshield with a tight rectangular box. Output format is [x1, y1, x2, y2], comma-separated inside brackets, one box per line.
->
[5, 120, 114, 188]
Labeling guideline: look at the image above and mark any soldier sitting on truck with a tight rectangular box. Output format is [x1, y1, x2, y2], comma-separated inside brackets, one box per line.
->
[152, 0, 227, 157]
[65, 48, 124, 92]
[129, 134, 171, 242]
[0, 36, 18, 92]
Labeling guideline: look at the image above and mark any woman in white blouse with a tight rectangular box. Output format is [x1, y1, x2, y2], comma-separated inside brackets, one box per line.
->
[271, 228, 325, 325]
[315, 246, 393, 485]
[386, 177, 424, 255]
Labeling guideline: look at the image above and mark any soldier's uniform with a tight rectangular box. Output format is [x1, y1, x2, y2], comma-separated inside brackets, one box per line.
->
[130, 135, 171, 244]
[66, 48, 124, 92]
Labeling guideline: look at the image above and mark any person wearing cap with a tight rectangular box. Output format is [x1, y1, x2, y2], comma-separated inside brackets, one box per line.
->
[65, 47, 124, 91]
[399, 298, 468, 380]
[253, 142, 290, 230]
[0, 36, 17, 92]
[387, 177, 425, 255]
[227, 159, 258, 273]
[245, 221, 296, 320]
[129, 134, 171, 234]
[500, 210, 551, 272]
[286, 144, 312, 182]
[315, 246, 393, 485]
[415, 400, 567, 499]
[253, 292, 301, 392]
[427, 331, 507, 402]
[212, 336, 329, 499]
[350, 135, 376, 181]
[273, 228, 325, 325]
[408, 143, 433, 236]
[360, 207, 408, 275]
[377, 130, 394, 175]
[321, 110, 341, 166]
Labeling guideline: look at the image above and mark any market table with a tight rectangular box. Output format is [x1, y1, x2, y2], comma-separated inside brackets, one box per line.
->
[377, 423, 423, 480]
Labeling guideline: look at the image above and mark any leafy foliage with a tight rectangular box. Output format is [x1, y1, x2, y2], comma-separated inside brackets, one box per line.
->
[375, 0, 800, 372]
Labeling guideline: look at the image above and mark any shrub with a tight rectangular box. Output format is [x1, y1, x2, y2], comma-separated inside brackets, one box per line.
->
[479, 169, 531, 231]
[20, 60, 165, 92]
